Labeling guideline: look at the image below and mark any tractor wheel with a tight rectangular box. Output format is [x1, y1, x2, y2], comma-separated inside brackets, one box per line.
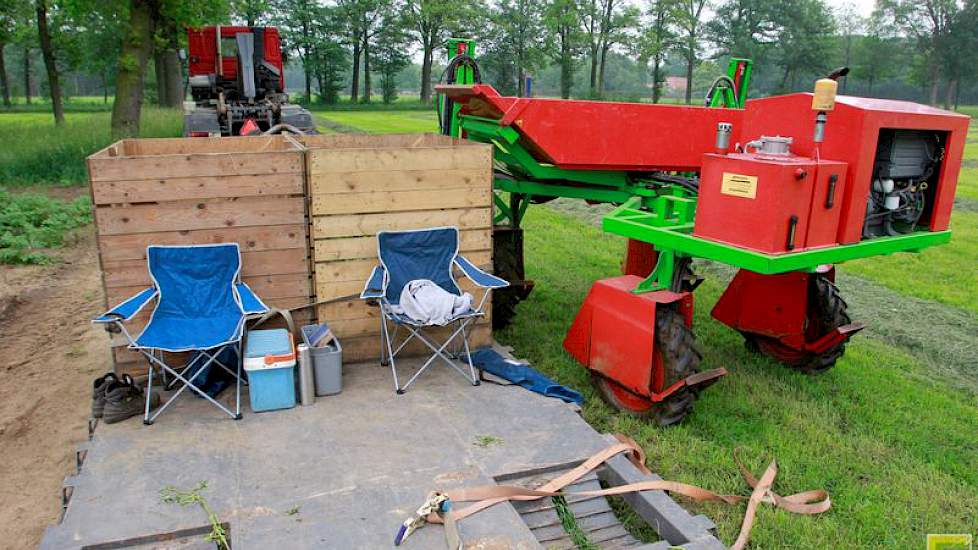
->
[591, 307, 703, 427]
[751, 275, 851, 375]
[492, 226, 532, 330]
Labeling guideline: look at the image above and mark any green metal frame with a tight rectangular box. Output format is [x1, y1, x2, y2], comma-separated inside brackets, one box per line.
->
[440, 45, 951, 294]
[709, 58, 753, 109]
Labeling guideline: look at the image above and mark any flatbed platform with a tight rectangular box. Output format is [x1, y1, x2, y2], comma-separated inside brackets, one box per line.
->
[42, 348, 723, 549]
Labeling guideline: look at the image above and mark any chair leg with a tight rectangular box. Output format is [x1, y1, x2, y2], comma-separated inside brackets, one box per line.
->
[382, 316, 402, 394]
[143, 364, 155, 425]
[234, 341, 242, 420]
[460, 322, 479, 386]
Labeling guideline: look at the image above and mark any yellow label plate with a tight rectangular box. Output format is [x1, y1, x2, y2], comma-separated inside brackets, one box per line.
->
[720, 172, 758, 199]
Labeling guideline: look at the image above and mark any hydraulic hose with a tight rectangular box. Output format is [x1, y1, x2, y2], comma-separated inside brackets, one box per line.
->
[437, 54, 482, 135]
[704, 75, 738, 108]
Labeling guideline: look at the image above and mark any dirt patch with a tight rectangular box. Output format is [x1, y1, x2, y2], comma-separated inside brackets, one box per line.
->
[0, 226, 111, 549]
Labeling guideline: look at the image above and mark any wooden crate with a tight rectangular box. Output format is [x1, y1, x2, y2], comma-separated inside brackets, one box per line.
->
[88, 136, 314, 374]
[302, 133, 495, 362]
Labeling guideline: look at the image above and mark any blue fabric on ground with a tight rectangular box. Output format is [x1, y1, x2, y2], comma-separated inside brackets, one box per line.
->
[378, 227, 460, 305]
[185, 346, 239, 398]
[470, 348, 584, 405]
[136, 244, 245, 351]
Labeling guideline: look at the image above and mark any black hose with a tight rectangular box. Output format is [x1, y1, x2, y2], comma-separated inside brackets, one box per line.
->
[438, 54, 482, 135]
[704, 75, 738, 107]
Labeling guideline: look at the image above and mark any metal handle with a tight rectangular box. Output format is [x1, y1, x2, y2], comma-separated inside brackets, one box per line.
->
[825, 174, 838, 208]
[786, 215, 799, 251]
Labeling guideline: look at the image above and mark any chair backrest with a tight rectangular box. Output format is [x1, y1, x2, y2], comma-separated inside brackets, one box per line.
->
[378, 227, 460, 305]
[147, 244, 243, 320]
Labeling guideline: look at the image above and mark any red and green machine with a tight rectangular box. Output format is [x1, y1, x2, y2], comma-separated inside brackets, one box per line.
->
[436, 39, 970, 425]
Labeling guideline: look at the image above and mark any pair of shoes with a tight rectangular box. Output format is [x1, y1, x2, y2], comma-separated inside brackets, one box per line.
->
[103, 374, 161, 424]
[92, 373, 119, 419]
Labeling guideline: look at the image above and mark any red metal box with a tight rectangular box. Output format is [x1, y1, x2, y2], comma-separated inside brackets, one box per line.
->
[693, 152, 848, 254]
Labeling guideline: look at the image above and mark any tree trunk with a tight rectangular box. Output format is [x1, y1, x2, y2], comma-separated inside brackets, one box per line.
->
[420, 33, 434, 103]
[0, 43, 10, 107]
[111, 0, 156, 138]
[102, 71, 108, 104]
[154, 51, 168, 106]
[651, 55, 662, 103]
[559, 27, 572, 99]
[23, 46, 31, 104]
[598, 42, 609, 95]
[163, 47, 183, 107]
[684, 54, 694, 104]
[36, 0, 65, 126]
[362, 31, 371, 103]
[350, 41, 361, 103]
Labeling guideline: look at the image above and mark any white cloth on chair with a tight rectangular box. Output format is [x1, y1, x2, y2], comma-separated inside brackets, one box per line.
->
[391, 279, 473, 325]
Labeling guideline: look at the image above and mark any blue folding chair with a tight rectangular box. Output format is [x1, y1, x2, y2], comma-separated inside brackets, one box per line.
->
[360, 227, 508, 393]
[93, 244, 269, 424]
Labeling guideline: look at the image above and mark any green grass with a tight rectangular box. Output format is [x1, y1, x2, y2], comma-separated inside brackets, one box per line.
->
[495, 206, 978, 548]
[0, 108, 181, 187]
[845, 210, 978, 315]
[314, 110, 437, 134]
[0, 191, 92, 264]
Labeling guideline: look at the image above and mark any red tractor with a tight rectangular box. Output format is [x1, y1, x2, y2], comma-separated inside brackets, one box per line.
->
[183, 26, 315, 136]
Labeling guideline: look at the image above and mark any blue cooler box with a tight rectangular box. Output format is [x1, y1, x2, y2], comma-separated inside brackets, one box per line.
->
[244, 329, 297, 412]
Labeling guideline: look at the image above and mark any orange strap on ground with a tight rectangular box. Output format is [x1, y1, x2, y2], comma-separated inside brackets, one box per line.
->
[426, 434, 830, 550]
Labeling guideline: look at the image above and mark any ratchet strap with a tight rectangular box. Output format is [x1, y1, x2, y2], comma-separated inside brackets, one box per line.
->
[423, 434, 830, 550]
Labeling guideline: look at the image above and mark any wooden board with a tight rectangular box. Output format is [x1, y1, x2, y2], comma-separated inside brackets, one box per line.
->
[95, 196, 306, 236]
[89, 136, 313, 375]
[313, 229, 490, 262]
[312, 208, 492, 240]
[306, 134, 496, 364]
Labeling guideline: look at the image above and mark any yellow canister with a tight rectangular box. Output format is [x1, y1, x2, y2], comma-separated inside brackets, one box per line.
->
[811, 78, 837, 111]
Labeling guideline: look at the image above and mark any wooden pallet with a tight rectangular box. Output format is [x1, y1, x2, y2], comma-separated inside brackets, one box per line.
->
[302, 134, 495, 362]
[87, 136, 314, 374]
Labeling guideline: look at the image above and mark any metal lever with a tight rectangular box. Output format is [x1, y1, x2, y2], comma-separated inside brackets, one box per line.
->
[825, 175, 838, 208]
[786, 215, 799, 251]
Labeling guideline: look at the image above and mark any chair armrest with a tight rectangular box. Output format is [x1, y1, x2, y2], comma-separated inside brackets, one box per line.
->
[361, 265, 387, 299]
[455, 256, 509, 289]
[93, 287, 157, 323]
[236, 282, 269, 315]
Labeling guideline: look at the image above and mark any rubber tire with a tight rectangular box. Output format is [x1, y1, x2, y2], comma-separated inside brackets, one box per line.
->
[491, 228, 524, 330]
[591, 307, 703, 427]
[752, 275, 851, 375]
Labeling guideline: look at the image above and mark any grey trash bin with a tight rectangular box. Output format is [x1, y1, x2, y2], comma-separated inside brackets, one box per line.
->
[301, 324, 343, 396]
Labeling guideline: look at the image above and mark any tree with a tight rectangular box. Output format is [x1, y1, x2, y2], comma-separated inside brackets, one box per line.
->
[852, 19, 897, 94]
[336, 0, 386, 103]
[35, 0, 65, 125]
[543, 0, 581, 98]
[834, 2, 863, 93]
[482, 0, 545, 97]
[706, 0, 779, 66]
[306, 4, 348, 104]
[232, 0, 269, 25]
[373, 12, 409, 103]
[876, 0, 960, 105]
[0, 2, 31, 107]
[772, 0, 835, 91]
[402, 0, 476, 103]
[638, 0, 675, 103]
[672, 0, 707, 104]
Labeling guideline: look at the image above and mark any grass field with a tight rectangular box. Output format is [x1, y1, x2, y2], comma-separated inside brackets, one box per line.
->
[1, 105, 976, 546]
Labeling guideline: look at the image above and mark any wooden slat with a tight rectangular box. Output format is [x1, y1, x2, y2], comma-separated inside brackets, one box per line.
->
[308, 147, 491, 174]
[105, 273, 311, 306]
[313, 229, 490, 262]
[315, 251, 492, 284]
[328, 315, 490, 339]
[117, 136, 296, 156]
[95, 196, 306, 236]
[339, 325, 492, 363]
[102, 248, 309, 288]
[301, 133, 474, 150]
[92, 173, 303, 204]
[310, 168, 485, 196]
[311, 187, 489, 216]
[89, 150, 303, 182]
[312, 208, 492, 239]
[316, 279, 491, 323]
[97, 224, 308, 262]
